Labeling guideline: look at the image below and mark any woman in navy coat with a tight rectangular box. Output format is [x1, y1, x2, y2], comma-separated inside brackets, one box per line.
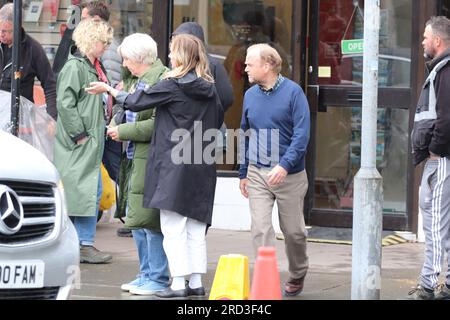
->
[87, 34, 223, 298]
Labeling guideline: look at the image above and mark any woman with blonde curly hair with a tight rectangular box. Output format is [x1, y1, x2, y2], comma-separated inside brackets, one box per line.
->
[87, 34, 224, 298]
[54, 18, 113, 264]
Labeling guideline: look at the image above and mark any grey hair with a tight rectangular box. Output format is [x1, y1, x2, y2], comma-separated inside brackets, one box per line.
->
[117, 33, 158, 65]
[0, 3, 14, 23]
[426, 16, 450, 44]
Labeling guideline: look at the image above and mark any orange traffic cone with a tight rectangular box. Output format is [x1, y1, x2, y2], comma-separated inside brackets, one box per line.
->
[250, 247, 282, 300]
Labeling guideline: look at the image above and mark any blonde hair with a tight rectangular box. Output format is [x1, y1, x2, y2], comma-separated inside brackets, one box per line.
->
[247, 43, 282, 74]
[164, 34, 214, 83]
[73, 19, 113, 57]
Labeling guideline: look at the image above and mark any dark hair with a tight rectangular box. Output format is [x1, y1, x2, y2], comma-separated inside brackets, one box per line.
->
[82, 1, 110, 22]
[426, 16, 450, 43]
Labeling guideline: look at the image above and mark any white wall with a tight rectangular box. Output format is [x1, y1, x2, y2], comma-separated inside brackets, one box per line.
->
[211, 177, 281, 233]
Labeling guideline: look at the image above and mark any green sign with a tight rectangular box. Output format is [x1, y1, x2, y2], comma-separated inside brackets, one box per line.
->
[341, 39, 364, 55]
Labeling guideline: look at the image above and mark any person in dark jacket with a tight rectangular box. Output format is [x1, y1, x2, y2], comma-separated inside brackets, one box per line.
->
[409, 16, 450, 300]
[172, 22, 233, 163]
[172, 22, 233, 113]
[0, 3, 56, 120]
[87, 34, 224, 299]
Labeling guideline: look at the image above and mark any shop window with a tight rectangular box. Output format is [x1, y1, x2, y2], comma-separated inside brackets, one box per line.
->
[173, 0, 293, 172]
[21, 0, 153, 67]
[318, 0, 412, 87]
[314, 0, 412, 214]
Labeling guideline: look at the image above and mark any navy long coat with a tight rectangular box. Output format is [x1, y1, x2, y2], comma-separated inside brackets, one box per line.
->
[118, 73, 223, 225]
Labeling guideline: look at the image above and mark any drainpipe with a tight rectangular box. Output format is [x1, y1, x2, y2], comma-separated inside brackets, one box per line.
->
[351, 0, 383, 300]
[10, 0, 22, 137]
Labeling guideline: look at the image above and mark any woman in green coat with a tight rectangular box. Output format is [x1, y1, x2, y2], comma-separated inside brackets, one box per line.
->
[54, 19, 113, 264]
[106, 33, 170, 295]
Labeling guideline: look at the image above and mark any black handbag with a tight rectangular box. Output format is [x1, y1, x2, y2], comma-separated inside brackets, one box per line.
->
[112, 104, 126, 125]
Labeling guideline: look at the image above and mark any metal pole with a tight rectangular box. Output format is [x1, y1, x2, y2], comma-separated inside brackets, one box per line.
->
[351, 0, 383, 300]
[10, 0, 22, 137]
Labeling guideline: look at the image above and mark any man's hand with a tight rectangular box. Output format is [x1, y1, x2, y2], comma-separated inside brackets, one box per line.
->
[107, 126, 121, 142]
[267, 165, 288, 187]
[240, 178, 249, 198]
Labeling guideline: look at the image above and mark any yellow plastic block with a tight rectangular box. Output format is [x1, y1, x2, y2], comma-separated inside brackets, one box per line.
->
[99, 163, 116, 211]
[209, 254, 250, 300]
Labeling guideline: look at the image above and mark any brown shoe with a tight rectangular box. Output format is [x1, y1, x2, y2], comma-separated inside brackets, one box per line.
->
[80, 245, 112, 264]
[284, 276, 305, 297]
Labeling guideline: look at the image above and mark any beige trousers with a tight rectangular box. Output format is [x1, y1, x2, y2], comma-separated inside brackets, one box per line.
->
[247, 165, 309, 279]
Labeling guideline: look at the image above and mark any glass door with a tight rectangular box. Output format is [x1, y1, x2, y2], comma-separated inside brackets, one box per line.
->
[172, 0, 294, 173]
[306, 0, 412, 229]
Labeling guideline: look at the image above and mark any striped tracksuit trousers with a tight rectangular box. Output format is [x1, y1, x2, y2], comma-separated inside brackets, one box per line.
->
[419, 158, 450, 289]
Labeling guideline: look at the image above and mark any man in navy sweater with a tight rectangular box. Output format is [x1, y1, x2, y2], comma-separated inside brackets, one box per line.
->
[239, 44, 310, 297]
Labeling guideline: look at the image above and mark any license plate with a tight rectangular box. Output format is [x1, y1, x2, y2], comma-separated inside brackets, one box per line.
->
[0, 260, 45, 289]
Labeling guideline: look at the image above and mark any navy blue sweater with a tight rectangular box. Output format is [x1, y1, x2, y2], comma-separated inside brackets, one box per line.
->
[239, 78, 310, 179]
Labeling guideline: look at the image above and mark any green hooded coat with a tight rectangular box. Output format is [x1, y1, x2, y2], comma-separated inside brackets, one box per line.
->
[54, 52, 106, 217]
[114, 59, 168, 230]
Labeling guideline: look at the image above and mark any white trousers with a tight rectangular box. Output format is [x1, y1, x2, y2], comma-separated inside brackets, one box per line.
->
[160, 210, 207, 277]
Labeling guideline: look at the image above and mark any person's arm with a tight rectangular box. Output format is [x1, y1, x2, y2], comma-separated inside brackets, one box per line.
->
[33, 41, 57, 120]
[278, 88, 311, 172]
[239, 96, 250, 180]
[56, 61, 88, 143]
[118, 115, 155, 143]
[211, 59, 234, 112]
[52, 28, 74, 76]
[86, 80, 172, 112]
[429, 68, 450, 157]
[238, 97, 250, 198]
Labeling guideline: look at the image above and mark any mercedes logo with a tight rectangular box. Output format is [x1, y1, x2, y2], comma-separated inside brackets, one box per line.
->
[0, 185, 24, 235]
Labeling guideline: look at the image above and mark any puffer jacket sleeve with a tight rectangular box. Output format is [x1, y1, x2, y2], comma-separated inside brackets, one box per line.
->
[101, 39, 123, 88]
[117, 112, 155, 143]
[31, 38, 57, 120]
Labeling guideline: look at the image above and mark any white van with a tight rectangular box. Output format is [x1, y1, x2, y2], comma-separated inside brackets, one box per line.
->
[0, 131, 79, 300]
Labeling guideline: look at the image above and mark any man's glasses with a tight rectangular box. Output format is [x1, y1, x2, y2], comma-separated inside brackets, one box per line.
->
[0, 29, 13, 34]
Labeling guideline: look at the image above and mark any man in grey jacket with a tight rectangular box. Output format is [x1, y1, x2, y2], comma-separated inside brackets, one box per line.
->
[409, 16, 450, 300]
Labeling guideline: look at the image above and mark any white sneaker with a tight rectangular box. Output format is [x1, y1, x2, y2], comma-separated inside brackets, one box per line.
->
[129, 282, 167, 296]
[121, 277, 145, 292]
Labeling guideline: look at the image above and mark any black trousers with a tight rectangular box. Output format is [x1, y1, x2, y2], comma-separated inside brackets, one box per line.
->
[102, 139, 122, 183]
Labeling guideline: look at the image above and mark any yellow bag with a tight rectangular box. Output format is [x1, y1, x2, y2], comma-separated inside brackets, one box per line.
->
[99, 163, 116, 211]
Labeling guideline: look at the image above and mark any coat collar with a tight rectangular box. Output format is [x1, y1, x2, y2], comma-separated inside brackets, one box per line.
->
[67, 45, 99, 76]
[138, 59, 167, 84]
[426, 48, 450, 71]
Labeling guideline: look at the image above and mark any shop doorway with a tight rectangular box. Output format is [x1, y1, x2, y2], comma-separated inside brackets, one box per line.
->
[304, 0, 413, 230]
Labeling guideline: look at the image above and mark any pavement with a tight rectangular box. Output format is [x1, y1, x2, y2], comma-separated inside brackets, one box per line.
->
[69, 217, 431, 301]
